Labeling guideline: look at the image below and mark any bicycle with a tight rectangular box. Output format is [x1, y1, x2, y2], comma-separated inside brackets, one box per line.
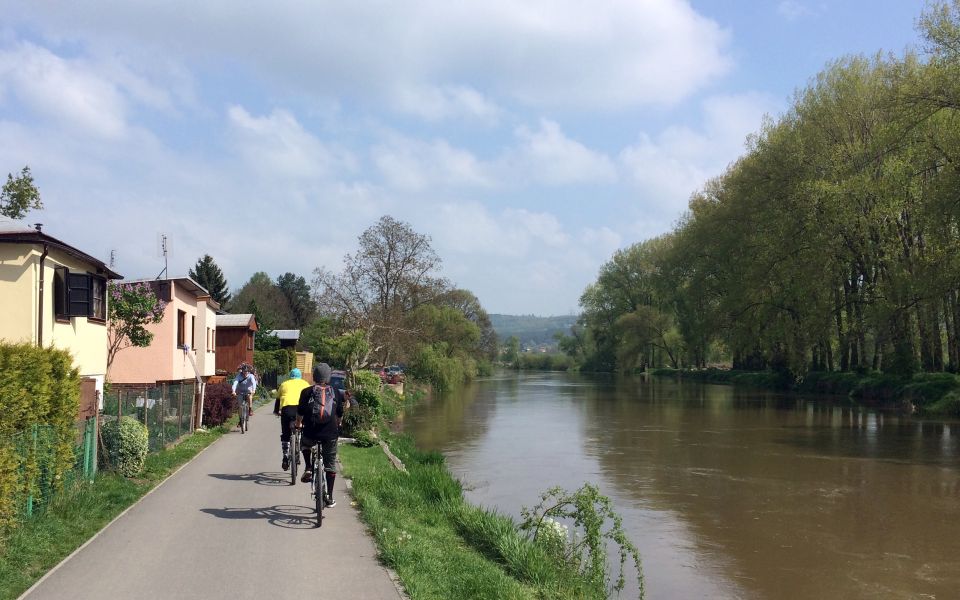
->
[290, 426, 301, 486]
[238, 394, 250, 434]
[307, 442, 328, 527]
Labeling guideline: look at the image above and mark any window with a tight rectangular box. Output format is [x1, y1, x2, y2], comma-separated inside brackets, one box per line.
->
[177, 310, 186, 348]
[54, 267, 68, 321]
[55, 269, 106, 321]
[90, 276, 106, 321]
[191, 315, 196, 350]
[247, 332, 253, 351]
[212, 329, 216, 350]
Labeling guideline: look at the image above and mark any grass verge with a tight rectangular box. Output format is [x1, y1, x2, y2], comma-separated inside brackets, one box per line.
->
[340, 435, 604, 600]
[0, 425, 228, 600]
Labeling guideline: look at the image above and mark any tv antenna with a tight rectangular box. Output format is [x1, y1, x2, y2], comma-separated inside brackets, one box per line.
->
[156, 233, 169, 279]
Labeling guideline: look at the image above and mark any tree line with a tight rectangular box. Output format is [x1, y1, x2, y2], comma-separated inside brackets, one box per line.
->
[564, 2, 960, 378]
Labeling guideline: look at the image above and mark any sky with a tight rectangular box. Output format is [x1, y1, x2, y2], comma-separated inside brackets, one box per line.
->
[0, 0, 930, 316]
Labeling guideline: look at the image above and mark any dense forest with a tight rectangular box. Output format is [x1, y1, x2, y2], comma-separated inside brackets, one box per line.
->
[563, 3, 960, 378]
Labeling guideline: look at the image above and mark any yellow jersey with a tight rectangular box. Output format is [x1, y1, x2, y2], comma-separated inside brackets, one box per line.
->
[278, 377, 311, 409]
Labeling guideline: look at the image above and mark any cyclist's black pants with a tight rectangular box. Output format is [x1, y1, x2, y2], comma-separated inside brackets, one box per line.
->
[279, 406, 298, 442]
[301, 435, 338, 473]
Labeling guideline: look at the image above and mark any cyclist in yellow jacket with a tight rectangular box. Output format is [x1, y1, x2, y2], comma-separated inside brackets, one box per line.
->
[274, 368, 310, 471]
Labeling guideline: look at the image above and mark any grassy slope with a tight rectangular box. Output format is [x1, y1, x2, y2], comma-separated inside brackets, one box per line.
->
[340, 437, 601, 600]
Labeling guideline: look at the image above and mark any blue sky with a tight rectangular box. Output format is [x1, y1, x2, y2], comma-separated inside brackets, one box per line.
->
[0, 1, 928, 315]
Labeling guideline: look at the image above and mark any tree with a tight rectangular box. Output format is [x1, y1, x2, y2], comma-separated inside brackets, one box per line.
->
[107, 282, 166, 371]
[313, 215, 447, 365]
[230, 272, 294, 330]
[189, 255, 231, 306]
[1, 166, 42, 219]
[276, 272, 317, 328]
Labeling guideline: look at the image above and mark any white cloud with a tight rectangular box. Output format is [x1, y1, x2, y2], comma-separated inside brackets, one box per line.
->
[372, 133, 493, 191]
[778, 1, 813, 20]
[620, 92, 781, 216]
[0, 43, 129, 139]
[8, 0, 733, 114]
[393, 85, 501, 123]
[506, 119, 617, 185]
[227, 106, 356, 180]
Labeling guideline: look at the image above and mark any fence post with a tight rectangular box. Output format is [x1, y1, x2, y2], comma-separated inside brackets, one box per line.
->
[82, 417, 92, 480]
[27, 424, 37, 517]
[178, 382, 184, 439]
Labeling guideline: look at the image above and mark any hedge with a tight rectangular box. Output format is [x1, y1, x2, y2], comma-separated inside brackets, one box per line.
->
[0, 342, 80, 534]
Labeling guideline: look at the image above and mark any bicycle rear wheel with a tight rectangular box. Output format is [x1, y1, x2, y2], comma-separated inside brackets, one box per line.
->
[313, 448, 324, 527]
[290, 431, 299, 485]
[240, 403, 247, 434]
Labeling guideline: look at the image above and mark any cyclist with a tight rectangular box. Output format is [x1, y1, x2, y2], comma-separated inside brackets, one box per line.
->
[231, 363, 257, 429]
[274, 367, 310, 470]
[296, 363, 345, 507]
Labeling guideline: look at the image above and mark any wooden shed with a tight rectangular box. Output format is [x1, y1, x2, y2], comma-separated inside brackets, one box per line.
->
[215, 313, 258, 373]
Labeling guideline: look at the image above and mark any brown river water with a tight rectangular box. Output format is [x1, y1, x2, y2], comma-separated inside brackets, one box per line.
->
[400, 372, 960, 599]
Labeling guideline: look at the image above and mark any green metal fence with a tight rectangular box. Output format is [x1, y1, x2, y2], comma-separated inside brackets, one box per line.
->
[0, 418, 97, 532]
[102, 382, 196, 451]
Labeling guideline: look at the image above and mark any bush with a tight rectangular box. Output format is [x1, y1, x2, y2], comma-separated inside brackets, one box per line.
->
[202, 383, 237, 427]
[100, 417, 148, 477]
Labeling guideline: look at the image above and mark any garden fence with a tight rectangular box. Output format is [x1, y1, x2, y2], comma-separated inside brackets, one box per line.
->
[102, 382, 196, 452]
[0, 417, 97, 532]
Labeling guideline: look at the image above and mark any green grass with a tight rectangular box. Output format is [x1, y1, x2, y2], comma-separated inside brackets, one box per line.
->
[0, 426, 228, 600]
[340, 436, 603, 600]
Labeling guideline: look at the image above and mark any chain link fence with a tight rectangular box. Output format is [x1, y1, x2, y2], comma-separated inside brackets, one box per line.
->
[0, 418, 97, 532]
[102, 382, 197, 452]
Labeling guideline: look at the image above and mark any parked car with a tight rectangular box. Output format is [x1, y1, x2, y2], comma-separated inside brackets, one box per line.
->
[330, 369, 347, 391]
[386, 365, 405, 384]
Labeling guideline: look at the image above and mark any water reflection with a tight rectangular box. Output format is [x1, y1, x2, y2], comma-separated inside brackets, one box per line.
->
[403, 372, 960, 599]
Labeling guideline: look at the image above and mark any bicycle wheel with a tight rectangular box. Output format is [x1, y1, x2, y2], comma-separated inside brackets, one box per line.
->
[240, 403, 246, 434]
[290, 431, 299, 486]
[314, 449, 324, 527]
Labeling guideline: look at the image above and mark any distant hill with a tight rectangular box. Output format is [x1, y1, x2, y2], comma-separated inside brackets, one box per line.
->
[489, 314, 579, 350]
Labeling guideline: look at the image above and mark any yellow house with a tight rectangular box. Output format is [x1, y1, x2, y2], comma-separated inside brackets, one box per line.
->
[108, 277, 220, 385]
[0, 217, 122, 399]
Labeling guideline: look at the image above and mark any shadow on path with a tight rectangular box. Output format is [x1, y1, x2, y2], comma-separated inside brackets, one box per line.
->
[208, 472, 291, 487]
[200, 504, 317, 529]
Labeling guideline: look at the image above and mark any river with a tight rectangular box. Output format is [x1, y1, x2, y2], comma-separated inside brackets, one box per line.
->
[400, 371, 960, 599]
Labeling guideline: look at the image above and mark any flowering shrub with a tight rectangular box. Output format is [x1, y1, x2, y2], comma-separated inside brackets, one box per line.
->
[107, 281, 166, 369]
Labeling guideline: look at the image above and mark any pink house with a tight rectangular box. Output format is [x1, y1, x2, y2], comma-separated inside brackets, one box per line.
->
[108, 277, 220, 384]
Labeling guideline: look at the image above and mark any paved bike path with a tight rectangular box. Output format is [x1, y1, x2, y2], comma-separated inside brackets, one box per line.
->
[22, 405, 405, 600]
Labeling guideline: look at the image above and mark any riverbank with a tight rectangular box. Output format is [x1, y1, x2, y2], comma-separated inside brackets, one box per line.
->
[650, 367, 960, 416]
[339, 435, 618, 600]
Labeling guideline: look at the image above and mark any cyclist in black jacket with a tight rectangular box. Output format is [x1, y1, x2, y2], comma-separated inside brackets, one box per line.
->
[296, 363, 344, 507]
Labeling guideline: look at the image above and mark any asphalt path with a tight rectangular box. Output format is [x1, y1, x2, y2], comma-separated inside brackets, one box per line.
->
[21, 404, 405, 600]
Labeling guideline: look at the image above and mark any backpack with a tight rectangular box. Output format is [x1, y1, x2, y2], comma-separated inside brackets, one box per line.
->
[308, 384, 337, 425]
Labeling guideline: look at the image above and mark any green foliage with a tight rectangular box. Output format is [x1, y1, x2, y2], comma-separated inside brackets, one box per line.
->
[230, 272, 294, 330]
[0, 343, 80, 534]
[517, 352, 574, 371]
[100, 417, 148, 477]
[0, 166, 42, 219]
[188, 254, 230, 306]
[408, 342, 477, 392]
[106, 281, 166, 369]
[519, 484, 645, 598]
[253, 348, 293, 375]
[276, 272, 316, 328]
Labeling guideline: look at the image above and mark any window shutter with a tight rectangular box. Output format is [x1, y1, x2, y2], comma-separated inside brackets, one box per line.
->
[67, 273, 90, 317]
